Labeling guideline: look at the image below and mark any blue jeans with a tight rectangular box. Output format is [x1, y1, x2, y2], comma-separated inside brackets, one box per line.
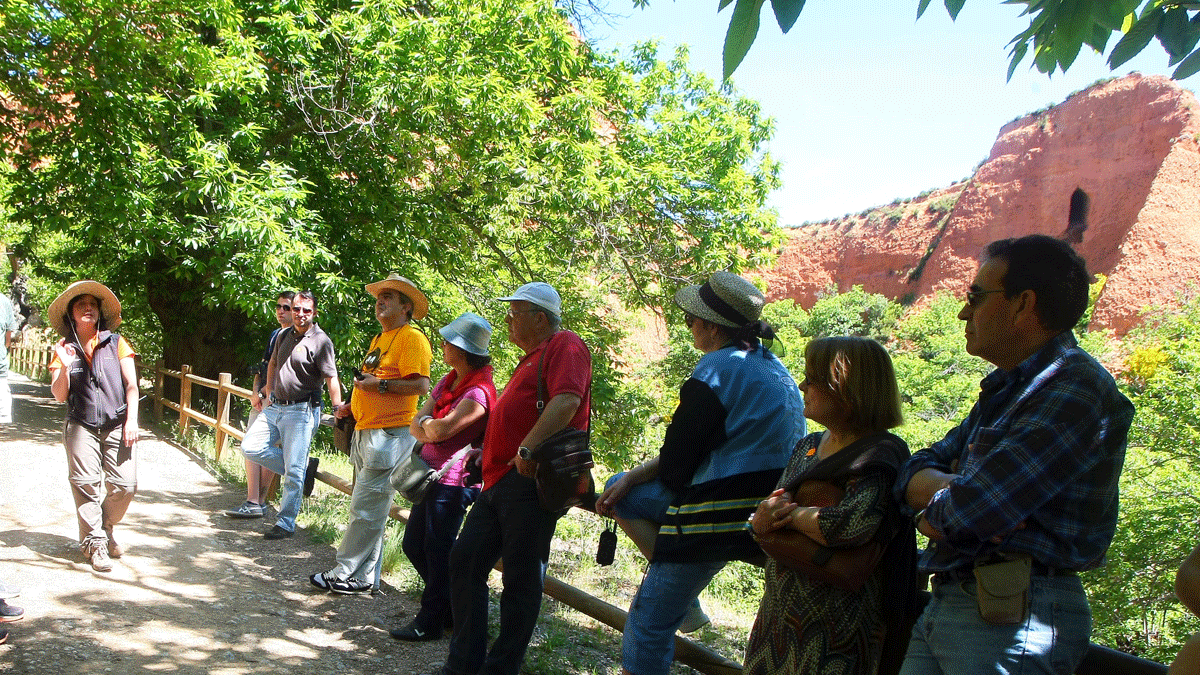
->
[604, 472, 675, 522]
[241, 401, 320, 532]
[622, 559, 726, 675]
[899, 574, 1092, 675]
[403, 481, 479, 632]
[442, 470, 559, 675]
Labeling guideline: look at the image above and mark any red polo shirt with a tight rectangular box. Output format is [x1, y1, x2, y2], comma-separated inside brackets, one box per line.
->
[481, 330, 592, 489]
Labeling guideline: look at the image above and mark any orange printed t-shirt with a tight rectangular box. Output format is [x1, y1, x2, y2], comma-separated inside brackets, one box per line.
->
[50, 334, 136, 370]
[350, 324, 432, 429]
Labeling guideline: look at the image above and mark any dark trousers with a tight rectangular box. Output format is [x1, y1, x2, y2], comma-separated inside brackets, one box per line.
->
[401, 481, 479, 632]
[441, 470, 559, 675]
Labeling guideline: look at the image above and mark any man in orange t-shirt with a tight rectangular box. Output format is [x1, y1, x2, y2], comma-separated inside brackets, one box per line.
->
[310, 274, 432, 595]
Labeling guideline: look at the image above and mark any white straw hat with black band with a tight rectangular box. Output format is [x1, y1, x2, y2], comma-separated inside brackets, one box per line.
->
[673, 271, 764, 328]
[48, 280, 123, 338]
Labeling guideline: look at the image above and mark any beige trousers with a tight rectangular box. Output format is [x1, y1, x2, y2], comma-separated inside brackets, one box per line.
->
[64, 420, 137, 546]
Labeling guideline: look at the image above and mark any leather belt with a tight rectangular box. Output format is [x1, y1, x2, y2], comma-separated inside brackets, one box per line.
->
[932, 561, 1076, 585]
[273, 397, 315, 406]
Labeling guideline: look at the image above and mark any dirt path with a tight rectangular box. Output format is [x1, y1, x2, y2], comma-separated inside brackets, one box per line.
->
[0, 374, 448, 674]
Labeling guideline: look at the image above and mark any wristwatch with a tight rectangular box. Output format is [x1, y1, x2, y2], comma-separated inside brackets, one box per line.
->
[378, 379, 389, 394]
[518, 446, 534, 460]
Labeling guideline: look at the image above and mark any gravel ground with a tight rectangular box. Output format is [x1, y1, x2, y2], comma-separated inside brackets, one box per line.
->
[0, 373, 449, 675]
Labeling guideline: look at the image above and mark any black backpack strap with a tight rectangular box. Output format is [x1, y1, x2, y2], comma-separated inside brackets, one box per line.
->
[534, 333, 591, 438]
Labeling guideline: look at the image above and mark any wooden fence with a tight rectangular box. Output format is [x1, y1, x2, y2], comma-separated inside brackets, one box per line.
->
[8, 343, 743, 675]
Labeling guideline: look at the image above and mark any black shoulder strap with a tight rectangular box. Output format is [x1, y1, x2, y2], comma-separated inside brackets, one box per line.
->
[534, 333, 591, 437]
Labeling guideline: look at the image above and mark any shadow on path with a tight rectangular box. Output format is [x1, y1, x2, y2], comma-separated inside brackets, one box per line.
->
[0, 374, 449, 675]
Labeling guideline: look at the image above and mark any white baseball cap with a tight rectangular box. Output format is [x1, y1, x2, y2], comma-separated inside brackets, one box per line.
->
[496, 282, 561, 318]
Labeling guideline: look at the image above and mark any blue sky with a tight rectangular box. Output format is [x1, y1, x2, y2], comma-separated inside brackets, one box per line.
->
[589, 1, 1196, 226]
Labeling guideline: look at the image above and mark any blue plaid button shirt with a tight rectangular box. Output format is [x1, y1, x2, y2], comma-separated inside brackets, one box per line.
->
[896, 331, 1134, 573]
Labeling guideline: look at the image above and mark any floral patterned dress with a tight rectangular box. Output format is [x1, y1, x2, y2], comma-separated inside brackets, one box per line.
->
[744, 432, 901, 675]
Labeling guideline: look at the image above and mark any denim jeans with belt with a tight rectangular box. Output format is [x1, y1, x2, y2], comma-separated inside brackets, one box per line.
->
[441, 470, 559, 675]
[899, 573, 1092, 675]
[241, 401, 320, 532]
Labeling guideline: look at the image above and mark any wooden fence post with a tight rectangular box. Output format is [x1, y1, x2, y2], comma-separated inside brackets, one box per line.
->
[179, 364, 192, 434]
[215, 372, 231, 461]
[154, 360, 165, 423]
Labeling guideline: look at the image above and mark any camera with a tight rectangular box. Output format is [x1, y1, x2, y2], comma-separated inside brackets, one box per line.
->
[596, 520, 617, 566]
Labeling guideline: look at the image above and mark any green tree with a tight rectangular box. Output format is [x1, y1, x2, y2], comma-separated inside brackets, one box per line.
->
[1085, 296, 1200, 662]
[0, 0, 781, 456]
[682, 0, 1200, 81]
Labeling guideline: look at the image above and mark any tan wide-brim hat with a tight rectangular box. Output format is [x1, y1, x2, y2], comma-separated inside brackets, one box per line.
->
[364, 273, 429, 320]
[48, 280, 122, 338]
[673, 271, 764, 328]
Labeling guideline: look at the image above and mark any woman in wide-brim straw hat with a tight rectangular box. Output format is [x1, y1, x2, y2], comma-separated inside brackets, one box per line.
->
[390, 312, 496, 642]
[596, 271, 807, 675]
[47, 281, 140, 573]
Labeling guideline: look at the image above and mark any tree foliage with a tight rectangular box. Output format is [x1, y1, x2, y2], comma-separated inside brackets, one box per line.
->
[684, 0, 1200, 80]
[0, 0, 782, 458]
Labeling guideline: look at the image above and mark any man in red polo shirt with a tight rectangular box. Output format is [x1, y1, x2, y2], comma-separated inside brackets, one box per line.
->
[440, 282, 592, 675]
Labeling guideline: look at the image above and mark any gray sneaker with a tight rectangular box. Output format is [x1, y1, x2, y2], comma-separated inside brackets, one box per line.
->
[0, 582, 20, 600]
[224, 501, 265, 518]
[87, 542, 113, 573]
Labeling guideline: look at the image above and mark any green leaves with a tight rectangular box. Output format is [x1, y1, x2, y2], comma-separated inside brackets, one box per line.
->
[1109, 3, 1164, 68]
[722, 0, 766, 80]
[707, 0, 1200, 81]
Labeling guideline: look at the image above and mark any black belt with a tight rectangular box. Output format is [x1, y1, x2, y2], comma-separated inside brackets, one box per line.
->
[932, 561, 1076, 584]
[273, 396, 316, 406]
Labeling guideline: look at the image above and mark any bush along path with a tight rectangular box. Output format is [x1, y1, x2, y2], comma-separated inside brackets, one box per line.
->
[0, 374, 449, 675]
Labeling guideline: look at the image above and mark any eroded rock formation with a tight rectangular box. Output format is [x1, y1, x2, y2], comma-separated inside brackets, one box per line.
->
[760, 73, 1200, 335]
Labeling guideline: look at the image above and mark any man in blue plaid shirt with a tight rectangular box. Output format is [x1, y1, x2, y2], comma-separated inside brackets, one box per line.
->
[896, 235, 1134, 675]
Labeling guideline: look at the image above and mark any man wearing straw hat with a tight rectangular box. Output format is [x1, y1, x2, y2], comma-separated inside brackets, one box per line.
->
[310, 274, 432, 594]
[242, 289, 343, 540]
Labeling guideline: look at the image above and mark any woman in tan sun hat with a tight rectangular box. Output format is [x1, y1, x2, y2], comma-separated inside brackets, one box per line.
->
[596, 271, 807, 675]
[47, 281, 140, 573]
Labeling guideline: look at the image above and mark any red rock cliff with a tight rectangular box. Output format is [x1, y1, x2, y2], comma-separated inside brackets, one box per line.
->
[761, 73, 1200, 335]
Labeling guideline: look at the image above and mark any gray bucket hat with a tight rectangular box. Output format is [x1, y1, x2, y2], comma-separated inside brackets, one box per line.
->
[673, 271, 764, 328]
[439, 312, 492, 356]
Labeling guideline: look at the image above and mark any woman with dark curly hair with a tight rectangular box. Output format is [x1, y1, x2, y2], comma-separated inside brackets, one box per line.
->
[48, 281, 139, 573]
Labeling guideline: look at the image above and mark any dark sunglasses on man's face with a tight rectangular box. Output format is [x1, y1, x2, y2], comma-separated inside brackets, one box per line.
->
[276, 304, 292, 311]
[964, 289, 1005, 308]
[293, 307, 314, 315]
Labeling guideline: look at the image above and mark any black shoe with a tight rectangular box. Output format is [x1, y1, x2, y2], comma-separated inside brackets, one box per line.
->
[303, 457, 319, 497]
[390, 622, 440, 642]
[264, 525, 294, 540]
[328, 577, 372, 595]
[0, 600, 23, 623]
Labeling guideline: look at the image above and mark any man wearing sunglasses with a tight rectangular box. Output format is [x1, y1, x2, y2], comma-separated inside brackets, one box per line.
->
[896, 236, 1133, 675]
[242, 289, 344, 540]
[310, 273, 432, 595]
[223, 291, 295, 519]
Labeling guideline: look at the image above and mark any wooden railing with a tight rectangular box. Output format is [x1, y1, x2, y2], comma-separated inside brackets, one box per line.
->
[7, 343, 742, 675]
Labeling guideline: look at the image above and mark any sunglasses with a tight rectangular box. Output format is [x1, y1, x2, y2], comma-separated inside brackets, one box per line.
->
[964, 289, 1005, 307]
[293, 307, 314, 315]
[276, 304, 292, 311]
